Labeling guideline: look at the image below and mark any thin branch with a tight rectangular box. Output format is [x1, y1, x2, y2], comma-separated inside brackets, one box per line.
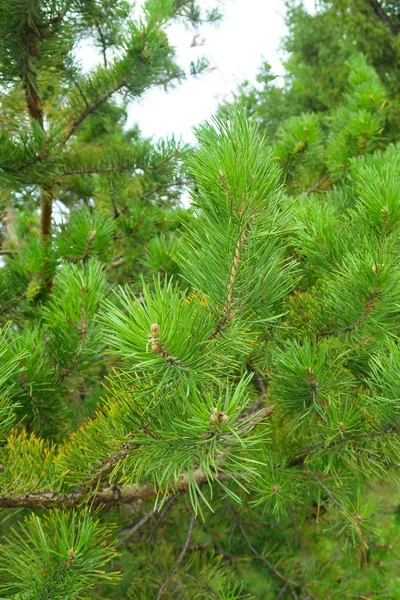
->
[305, 172, 331, 194]
[63, 65, 89, 109]
[286, 424, 398, 468]
[117, 496, 173, 547]
[147, 495, 177, 542]
[59, 165, 137, 176]
[62, 230, 97, 262]
[275, 582, 290, 600]
[304, 466, 341, 509]
[0, 292, 27, 315]
[209, 216, 252, 340]
[229, 506, 299, 588]
[60, 79, 127, 146]
[157, 507, 195, 599]
[95, 23, 108, 68]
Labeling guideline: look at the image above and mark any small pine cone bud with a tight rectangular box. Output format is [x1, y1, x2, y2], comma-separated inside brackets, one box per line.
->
[151, 341, 162, 353]
[210, 408, 218, 425]
[293, 140, 307, 154]
[273, 485, 281, 494]
[372, 264, 384, 273]
[26, 279, 42, 302]
[219, 412, 229, 424]
[150, 323, 160, 337]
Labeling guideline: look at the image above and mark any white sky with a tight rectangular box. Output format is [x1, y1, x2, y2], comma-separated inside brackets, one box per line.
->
[80, 0, 315, 143]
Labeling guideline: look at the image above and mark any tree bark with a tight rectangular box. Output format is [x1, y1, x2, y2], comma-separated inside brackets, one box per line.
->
[22, 26, 53, 240]
[369, 0, 398, 36]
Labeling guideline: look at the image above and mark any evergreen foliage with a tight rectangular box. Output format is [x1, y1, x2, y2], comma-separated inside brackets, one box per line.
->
[220, 0, 400, 140]
[2, 2, 400, 599]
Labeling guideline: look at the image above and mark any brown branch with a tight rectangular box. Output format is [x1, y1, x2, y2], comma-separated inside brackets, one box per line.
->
[286, 424, 398, 469]
[22, 25, 54, 240]
[0, 407, 272, 510]
[316, 293, 377, 339]
[59, 165, 137, 176]
[0, 469, 215, 510]
[182, 573, 221, 600]
[305, 466, 368, 553]
[0, 292, 27, 315]
[157, 506, 195, 599]
[39, 184, 53, 240]
[305, 172, 331, 195]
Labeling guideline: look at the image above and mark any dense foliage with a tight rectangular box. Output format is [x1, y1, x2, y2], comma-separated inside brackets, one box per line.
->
[1, 1, 400, 599]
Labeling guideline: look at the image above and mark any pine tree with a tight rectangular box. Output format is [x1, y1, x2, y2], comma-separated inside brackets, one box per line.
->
[2, 3, 400, 600]
[220, 0, 400, 140]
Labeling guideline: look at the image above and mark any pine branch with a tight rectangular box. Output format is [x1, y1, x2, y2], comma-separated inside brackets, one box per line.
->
[0, 292, 27, 315]
[21, 24, 53, 240]
[209, 216, 252, 339]
[0, 469, 221, 510]
[62, 230, 97, 262]
[286, 425, 399, 468]
[316, 292, 377, 339]
[0, 407, 272, 509]
[59, 165, 137, 176]
[60, 79, 127, 146]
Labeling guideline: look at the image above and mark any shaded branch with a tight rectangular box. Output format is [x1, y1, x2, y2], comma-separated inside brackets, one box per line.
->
[157, 505, 195, 599]
[229, 506, 299, 588]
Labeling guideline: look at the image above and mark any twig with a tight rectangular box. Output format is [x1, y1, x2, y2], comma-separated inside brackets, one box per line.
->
[157, 506, 195, 599]
[117, 495, 174, 547]
[182, 573, 221, 600]
[229, 506, 299, 588]
[62, 230, 96, 262]
[275, 582, 290, 600]
[305, 172, 331, 194]
[0, 292, 27, 315]
[60, 79, 127, 146]
[147, 495, 177, 542]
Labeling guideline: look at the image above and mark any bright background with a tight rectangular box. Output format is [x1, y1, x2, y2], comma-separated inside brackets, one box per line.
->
[79, 0, 315, 142]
